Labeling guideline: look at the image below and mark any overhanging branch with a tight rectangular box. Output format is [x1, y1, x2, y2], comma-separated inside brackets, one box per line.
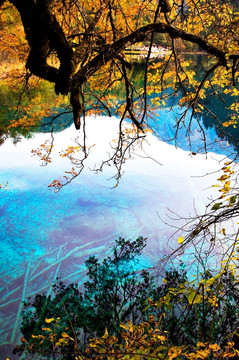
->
[74, 22, 228, 87]
[7, 0, 231, 130]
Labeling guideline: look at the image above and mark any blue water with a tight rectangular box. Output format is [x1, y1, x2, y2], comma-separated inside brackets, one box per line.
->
[0, 111, 235, 356]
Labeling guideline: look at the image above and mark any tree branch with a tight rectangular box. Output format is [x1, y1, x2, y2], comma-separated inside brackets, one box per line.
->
[74, 22, 228, 88]
[8, 0, 230, 130]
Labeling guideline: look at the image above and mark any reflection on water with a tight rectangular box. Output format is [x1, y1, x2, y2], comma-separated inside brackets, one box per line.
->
[1, 56, 239, 156]
[0, 115, 228, 356]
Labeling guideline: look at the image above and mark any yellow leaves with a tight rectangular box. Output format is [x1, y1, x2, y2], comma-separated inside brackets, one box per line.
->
[41, 318, 54, 332]
[221, 341, 239, 358]
[87, 314, 239, 360]
[102, 328, 109, 339]
[158, 334, 167, 342]
[178, 236, 184, 244]
[222, 119, 237, 128]
[209, 343, 220, 352]
[119, 322, 129, 330]
[29, 316, 76, 350]
[217, 174, 229, 182]
[7, 84, 64, 131]
[178, 94, 194, 106]
[34, 334, 45, 339]
[219, 180, 231, 194]
[184, 341, 237, 359]
[189, 348, 210, 359]
[222, 165, 232, 172]
[211, 162, 237, 207]
[120, 320, 134, 333]
[174, 0, 236, 46]
[65, 167, 78, 176]
[224, 88, 239, 97]
[187, 288, 203, 305]
[48, 179, 63, 192]
[150, 96, 166, 107]
[61, 332, 74, 340]
[31, 141, 53, 165]
[229, 100, 239, 112]
[0, 4, 28, 64]
[219, 228, 226, 236]
[60, 145, 81, 158]
[207, 295, 218, 307]
[42, 327, 52, 332]
[45, 317, 55, 323]
[31, 333, 45, 345]
[168, 346, 182, 359]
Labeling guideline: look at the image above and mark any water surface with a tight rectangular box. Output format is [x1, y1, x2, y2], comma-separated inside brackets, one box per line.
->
[0, 113, 234, 355]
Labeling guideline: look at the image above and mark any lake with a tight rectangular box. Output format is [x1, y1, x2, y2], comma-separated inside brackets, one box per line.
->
[0, 73, 238, 356]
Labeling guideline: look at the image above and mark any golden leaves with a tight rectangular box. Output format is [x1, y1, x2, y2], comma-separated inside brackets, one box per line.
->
[31, 141, 53, 165]
[210, 162, 238, 211]
[28, 316, 76, 351]
[168, 346, 182, 359]
[42, 327, 53, 332]
[48, 179, 63, 192]
[6, 81, 66, 131]
[25, 263, 239, 360]
[222, 119, 238, 128]
[178, 236, 184, 244]
[87, 312, 238, 360]
[45, 318, 55, 323]
[60, 146, 81, 158]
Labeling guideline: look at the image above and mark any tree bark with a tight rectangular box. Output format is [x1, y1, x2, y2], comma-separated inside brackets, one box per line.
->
[8, 0, 229, 129]
[10, 0, 77, 91]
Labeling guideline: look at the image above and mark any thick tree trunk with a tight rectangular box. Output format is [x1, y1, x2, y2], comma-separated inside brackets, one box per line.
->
[10, 0, 78, 93]
[7, 0, 231, 130]
[11, 0, 58, 82]
[10, 0, 81, 126]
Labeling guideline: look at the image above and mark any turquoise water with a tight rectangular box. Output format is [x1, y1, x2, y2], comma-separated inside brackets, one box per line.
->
[0, 113, 234, 356]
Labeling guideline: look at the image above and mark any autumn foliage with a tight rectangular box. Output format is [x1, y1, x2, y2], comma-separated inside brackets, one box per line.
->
[0, 0, 238, 132]
[13, 237, 239, 360]
[0, 2, 239, 356]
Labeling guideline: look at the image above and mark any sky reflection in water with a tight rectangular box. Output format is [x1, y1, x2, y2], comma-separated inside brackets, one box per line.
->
[0, 115, 232, 354]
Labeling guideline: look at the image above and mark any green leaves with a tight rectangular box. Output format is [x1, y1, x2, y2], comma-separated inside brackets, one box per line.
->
[211, 202, 222, 210]
[229, 195, 237, 204]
